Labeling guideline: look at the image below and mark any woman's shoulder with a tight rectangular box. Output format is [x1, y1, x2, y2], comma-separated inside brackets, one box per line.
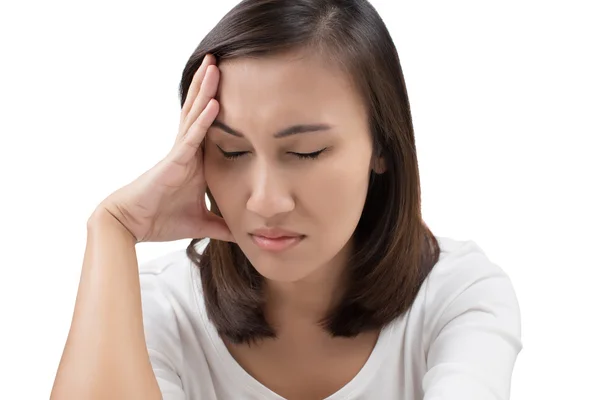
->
[137, 243, 208, 334]
[138, 244, 223, 396]
[426, 236, 516, 300]
[138, 246, 197, 285]
[418, 235, 521, 344]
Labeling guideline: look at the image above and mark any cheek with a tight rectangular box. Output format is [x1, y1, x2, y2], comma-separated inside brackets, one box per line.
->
[204, 155, 244, 221]
[203, 150, 221, 200]
[305, 153, 371, 229]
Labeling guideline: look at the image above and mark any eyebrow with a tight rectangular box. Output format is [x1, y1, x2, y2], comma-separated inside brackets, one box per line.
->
[211, 120, 333, 138]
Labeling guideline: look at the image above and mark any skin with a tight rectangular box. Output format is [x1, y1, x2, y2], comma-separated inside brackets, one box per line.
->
[203, 49, 385, 398]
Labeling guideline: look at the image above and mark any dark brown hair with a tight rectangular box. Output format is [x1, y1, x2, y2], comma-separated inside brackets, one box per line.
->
[183, 0, 440, 345]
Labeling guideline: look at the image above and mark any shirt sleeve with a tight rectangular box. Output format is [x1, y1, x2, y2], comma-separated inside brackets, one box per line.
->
[422, 244, 523, 400]
[140, 272, 186, 400]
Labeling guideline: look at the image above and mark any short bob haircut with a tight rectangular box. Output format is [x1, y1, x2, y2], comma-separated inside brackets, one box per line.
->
[184, 0, 440, 345]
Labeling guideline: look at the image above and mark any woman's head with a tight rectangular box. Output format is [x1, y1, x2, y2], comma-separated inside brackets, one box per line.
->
[184, 0, 440, 344]
[204, 49, 383, 284]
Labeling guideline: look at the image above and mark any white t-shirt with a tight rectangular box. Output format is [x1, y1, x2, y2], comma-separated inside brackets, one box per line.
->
[139, 236, 522, 400]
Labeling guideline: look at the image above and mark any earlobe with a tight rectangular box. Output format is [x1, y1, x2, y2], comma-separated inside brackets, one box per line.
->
[371, 155, 387, 174]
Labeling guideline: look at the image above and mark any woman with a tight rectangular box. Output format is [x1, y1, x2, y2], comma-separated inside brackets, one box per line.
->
[51, 0, 522, 399]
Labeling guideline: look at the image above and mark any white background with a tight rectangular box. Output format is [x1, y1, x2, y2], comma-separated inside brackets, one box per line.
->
[1, 0, 598, 398]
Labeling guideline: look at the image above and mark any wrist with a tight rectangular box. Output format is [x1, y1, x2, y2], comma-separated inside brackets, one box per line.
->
[88, 207, 137, 245]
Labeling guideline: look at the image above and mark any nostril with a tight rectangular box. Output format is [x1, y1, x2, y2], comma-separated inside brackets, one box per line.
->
[246, 192, 295, 219]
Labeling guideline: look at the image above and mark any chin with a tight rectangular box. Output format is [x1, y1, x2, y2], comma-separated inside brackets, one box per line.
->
[245, 253, 310, 282]
[247, 246, 328, 283]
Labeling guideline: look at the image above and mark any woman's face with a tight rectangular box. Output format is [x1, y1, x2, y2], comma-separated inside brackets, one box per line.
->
[204, 51, 379, 283]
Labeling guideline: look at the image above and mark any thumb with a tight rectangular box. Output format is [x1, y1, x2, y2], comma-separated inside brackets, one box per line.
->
[201, 212, 235, 243]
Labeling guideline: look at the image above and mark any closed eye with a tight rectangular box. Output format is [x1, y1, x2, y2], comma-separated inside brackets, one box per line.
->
[218, 149, 248, 160]
[292, 149, 327, 159]
[216, 146, 328, 160]
[215, 145, 248, 160]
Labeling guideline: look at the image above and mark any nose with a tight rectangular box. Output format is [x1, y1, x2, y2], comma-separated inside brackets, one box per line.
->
[246, 162, 295, 219]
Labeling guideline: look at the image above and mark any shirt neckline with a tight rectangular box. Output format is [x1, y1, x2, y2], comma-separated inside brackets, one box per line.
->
[191, 266, 394, 400]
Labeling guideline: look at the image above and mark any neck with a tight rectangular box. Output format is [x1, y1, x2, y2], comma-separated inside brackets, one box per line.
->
[263, 239, 353, 328]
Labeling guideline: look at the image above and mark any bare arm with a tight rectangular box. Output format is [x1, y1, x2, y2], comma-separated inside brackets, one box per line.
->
[50, 53, 225, 400]
[50, 209, 162, 400]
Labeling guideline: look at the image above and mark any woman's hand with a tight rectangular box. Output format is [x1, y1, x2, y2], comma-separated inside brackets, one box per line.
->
[96, 53, 232, 243]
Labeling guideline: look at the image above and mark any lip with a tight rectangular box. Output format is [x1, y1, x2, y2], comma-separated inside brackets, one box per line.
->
[250, 227, 302, 239]
[249, 227, 305, 252]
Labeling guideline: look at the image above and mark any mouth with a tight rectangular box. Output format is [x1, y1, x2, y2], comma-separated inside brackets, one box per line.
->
[249, 233, 305, 252]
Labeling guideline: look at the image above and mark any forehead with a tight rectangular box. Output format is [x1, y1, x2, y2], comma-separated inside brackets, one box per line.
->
[215, 52, 366, 126]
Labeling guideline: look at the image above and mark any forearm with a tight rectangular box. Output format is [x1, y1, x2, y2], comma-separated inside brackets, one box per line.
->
[50, 209, 161, 400]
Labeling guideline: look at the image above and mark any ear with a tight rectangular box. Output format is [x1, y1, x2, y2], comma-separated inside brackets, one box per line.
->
[371, 154, 387, 174]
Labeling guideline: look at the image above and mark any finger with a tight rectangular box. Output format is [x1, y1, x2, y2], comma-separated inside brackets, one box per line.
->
[180, 65, 220, 140]
[202, 213, 235, 243]
[180, 209, 234, 242]
[169, 99, 219, 166]
[181, 53, 215, 120]
[177, 54, 216, 145]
